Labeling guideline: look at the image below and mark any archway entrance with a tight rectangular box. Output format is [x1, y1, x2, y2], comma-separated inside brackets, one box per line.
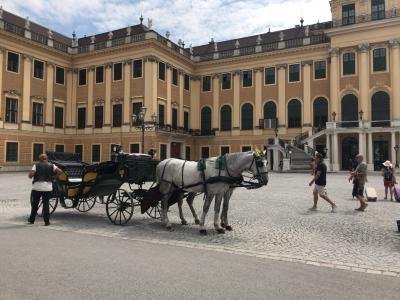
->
[341, 136, 359, 170]
[373, 140, 388, 171]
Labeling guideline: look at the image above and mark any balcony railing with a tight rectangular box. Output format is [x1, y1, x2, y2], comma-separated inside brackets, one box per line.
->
[333, 8, 399, 27]
[3, 20, 24, 37]
[259, 118, 278, 129]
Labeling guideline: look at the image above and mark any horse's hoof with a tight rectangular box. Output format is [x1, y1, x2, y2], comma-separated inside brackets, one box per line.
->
[195, 219, 200, 225]
[166, 225, 173, 231]
[217, 228, 225, 234]
[225, 225, 233, 231]
[181, 220, 188, 225]
[199, 229, 207, 235]
[220, 223, 226, 228]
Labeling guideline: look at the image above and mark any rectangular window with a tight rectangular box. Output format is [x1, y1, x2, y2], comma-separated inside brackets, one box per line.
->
[184, 111, 189, 131]
[133, 60, 142, 78]
[172, 68, 178, 86]
[55, 144, 65, 153]
[242, 70, 253, 87]
[130, 143, 140, 154]
[158, 62, 166, 80]
[184, 74, 190, 90]
[92, 144, 101, 162]
[372, 0, 385, 21]
[264, 67, 276, 85]
[221, 146, 230, 156]
[201, 147, 210, 159]
[77, 107, 86, 129]
[221, 73, 231, 90]
[185, 146, 191, 161]
[96, 66, 104, 83]
[172, 108, 178, 129]
[160, 144, 167, 160]
[113, 63, 122, 81]
[79, 69, 87, 86]
[32, 102, 44, 126]
[33, 60, 44, 79]
[95, 106, 104, 128]
[5, 98, 18, 123]
[6, 142, 18, 162]
[373, 48, 387, 72]
[132, 102, 142, 125]
[55, 66, 65, 85]
[343, 52, 356, 75]
[242, 146, 252, 152]
[54, 106, 64, 128]
[75, 145, 83, 160]
[158, 104, 165, 126]
[342, 4, 356, 25]
[7, 51, 19, 73]
[33, 143, 43, 161]
[202, 76, 211, 92]
[314, 61, 327, 79]
[289, 64, 300, 82]
[112, 104, 122, 127]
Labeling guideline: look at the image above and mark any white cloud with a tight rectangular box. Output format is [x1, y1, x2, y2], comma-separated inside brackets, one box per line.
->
[2, 0, 331, 45]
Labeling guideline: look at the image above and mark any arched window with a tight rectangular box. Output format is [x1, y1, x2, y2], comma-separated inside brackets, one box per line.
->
[201, 107, 212, 135]
[341, 94, 358, 127]
[288, 99, 301, 128]
[220, 105, 232, 131]
[313, 97, 328, 129]
[371, 91, 390, 127]
[241, 103, 253, 130]
[263, 101, 277, 120]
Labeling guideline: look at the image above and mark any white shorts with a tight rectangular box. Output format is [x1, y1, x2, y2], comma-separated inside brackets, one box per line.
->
[314, 184, 327, 196]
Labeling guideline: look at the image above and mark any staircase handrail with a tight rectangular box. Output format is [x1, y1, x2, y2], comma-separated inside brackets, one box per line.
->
[293, 131, 309, 147]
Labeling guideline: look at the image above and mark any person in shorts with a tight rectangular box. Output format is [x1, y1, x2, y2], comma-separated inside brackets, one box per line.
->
[308, 153, 337, 212]
[382, 160, 397, 201]
[349, 154, 368, 211]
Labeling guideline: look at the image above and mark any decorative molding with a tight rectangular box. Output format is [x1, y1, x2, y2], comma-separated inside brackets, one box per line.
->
[277, 64, 287, 70]
[212, 73, 220, 79]
[123, 59, 132, 65]
[0, 47, 5, 54]
[166, 63, 172, 69]
[388, 40, 400, 48]
[329, 47, 339, 57]
[358, 43, 369, 53]
[4, 89, 21, 96]
[105, 62, 113, 69]
[94, 98, 105, 105]
[73, 68, 79, 74]
[143, 55, 159, 62]
[191, 75, 201, 81]
[31, 95, 46, 101]
[253, 67, 264, 73]
[88, 65, 96, 71]
[112, 96, 123, 103]
[46, 62, 54, 68]
[233, 70, 241, 76]
[23, 54, 33, 61]
[301, 60, 313, 66]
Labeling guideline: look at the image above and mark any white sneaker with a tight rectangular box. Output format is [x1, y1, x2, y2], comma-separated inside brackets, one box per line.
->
[308, 207, 317, 211]
[331, 205, 337, 213]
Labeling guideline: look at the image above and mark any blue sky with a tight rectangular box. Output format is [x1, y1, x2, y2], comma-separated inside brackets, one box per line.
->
[2, 0, 331, 46]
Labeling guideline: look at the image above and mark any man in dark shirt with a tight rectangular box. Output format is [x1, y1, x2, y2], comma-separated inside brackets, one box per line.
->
[309, 153, 337, 212]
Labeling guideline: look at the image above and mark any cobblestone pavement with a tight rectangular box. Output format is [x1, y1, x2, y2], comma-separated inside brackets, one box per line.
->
[1, 172, 400, 277]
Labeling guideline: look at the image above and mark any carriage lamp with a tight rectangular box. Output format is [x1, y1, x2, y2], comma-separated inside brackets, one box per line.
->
[359, 110, 364, 121]
[331, 112, 336, 122]
[132, 106, 148, 153]
[394, 145, 399, 168]
[289, 150, 292, 164]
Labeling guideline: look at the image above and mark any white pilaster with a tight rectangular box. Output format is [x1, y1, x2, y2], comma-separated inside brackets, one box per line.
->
[332, 133, 339, 171]
[367, 132, 374, 171]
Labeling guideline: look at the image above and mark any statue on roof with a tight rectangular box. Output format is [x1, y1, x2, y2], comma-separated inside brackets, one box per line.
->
[25, 17, 30, 30]
[256, 35, 262, 45]
[279, 31, 284, 41]
[235, 40, 240, 49]
[48, 29, 53, 39]
[147, 18, 153, 29]
[0, 6, 3, 19]
[108, 31, 113, 40]
[214, 41, 218, 52]
[90, 36, 95, 44]
[126, 26, 131, 36]
[166, 31, 170, 39]
[178, 39, 182, 47]
[189, 44, 193, 55]
[305, 25, 309, 37]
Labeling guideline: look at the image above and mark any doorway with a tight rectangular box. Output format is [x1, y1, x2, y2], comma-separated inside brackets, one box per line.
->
[341, 137, 359, 170]
[373, 140, 388, 171]
[171, 142, 181, 158]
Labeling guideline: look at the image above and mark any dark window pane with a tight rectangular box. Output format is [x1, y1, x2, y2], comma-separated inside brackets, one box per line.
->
[342, 4, 355, 25]
[7, 52, 19, 73]
[201, 107, 212, 135]
[241, 103, 253, 130]
[113, 63, 122, 81]
[33, 143, 44, 161]
[202, 76, 211, 91]
[265, 67, 276, 84]
[242, 70, 253, 87]
[79, 69, 87, 85]
[201, 147, 210, 159]
[372, 0, 385, 20]
[221, 146, 230, 155]
[96, 66, 104, 83]
[314, 61, 326, 79]
[112, 104, 122, 127]
[32, 102, 43, 126]
[222, 73, 231, 89]
[242, 146, 251, 152]
[184, 111, 189, 131]
[95, 106, 104, 128]
[289, 64, 300, 82]
[158, 62, 166, 80]
[371, 91, 390, 126]
[158, 104, 165, 126]
[130, 144, 140, 154]
[313, 97, 328, 128]
[55, 145, 65, 152]
[220, 105, 232, 131]
[6, 142, 18, 162]
[132, 102, 142, 125]
[5, 98, 18, 123]
[160, 144, 167, 160]
[92, 145, 101, 162]
[264, 102, 277, 120]
[373, 48, 386, 72]
[133, 60, 142, 78]
[184, 74, 190, 90]
[288, 99, 302, 128]
[185, 146, 191, 160]
[172, 68, 178, 85]
[78, 107, 86, 129]
[172, 108, 178, 129]
[75, 145, 83, 160]
[56, 67, 65, 85]
[343, 52, 356, 75]
[341, 94, 359, 126]
[33, 60, 44, 79]
[54, 107, 64, 128]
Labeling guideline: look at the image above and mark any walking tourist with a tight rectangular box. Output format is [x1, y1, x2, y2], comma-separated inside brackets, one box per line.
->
[28, 153, 62, 225]
[382, 160, 397, 201]
[308, 153, 337, 212]
[349, 154, 368, 211]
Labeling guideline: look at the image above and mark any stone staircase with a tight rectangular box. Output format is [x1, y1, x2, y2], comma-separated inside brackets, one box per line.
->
[287, 144, 313, 170]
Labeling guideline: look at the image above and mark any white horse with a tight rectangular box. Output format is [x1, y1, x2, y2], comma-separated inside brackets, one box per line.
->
[155, 151, 269, 234]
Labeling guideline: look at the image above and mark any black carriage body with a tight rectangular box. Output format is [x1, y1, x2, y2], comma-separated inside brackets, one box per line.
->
[118, 153, 159, 184]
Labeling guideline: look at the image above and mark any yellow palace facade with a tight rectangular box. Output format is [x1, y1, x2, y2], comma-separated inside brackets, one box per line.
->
[1, 0, 400, 171]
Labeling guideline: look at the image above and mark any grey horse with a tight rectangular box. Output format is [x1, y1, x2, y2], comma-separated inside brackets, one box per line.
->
[155, 151, 269, 234]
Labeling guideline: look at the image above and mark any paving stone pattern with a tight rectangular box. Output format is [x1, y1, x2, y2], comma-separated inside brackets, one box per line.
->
[1, 172, 400, 276]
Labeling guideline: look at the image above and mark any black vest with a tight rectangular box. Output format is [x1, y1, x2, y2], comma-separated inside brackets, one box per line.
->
[33, 162, 53, 183]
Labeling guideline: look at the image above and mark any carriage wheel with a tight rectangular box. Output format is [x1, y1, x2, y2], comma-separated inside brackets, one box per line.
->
[146, 202, 161, 219]
[106, 189, 134, 225]
[75, 196, 97, 212]
[30, 190, 58, 217]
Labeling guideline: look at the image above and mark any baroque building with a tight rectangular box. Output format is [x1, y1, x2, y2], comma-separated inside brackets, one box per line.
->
[0, 0, 400, 171]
